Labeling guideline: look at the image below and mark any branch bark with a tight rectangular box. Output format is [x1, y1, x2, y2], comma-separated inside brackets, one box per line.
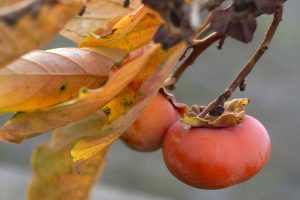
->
[198, 7, 283, 118]
[164, 32, 223, 89]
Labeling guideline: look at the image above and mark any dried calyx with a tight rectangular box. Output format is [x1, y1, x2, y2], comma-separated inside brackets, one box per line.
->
[159, 87, 188, 117]
[181, 98, 249, 128]
[158, 89, 248, 128]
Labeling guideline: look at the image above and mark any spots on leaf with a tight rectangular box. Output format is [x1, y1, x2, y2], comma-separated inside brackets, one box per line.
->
[123, 98, 133, 108]
[102, 106, 111, 117]
[59, 84, 67, 92]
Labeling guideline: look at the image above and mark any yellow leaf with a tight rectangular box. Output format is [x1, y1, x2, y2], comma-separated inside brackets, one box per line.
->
[61, 0, 142, 43]
[0, 44, 158, 143]
[79, 6, 163, 52]
[71, 42, 187, 166]
[0, 0, 83, 68]
[28, 113, 109, 200]
[0, 4, 165, 143]
[0, 47, 126, 113]
[0, 5, 162, 113]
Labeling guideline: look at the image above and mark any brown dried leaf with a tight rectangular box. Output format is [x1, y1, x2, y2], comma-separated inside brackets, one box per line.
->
[0, 6, 164, 143]
[0, 44, 157, 143]
[28, 113, 109, 200]
[0, 0, 82, 68]
[0, 47, 126, 113]
[61, 0, 141, 43]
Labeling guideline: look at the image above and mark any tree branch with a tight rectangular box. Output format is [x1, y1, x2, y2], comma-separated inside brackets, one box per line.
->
[198, 7, 283, 118]
[164, 32, 223, 89]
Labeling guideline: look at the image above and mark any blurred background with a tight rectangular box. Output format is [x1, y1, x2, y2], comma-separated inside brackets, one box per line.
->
[0, 1, 299, 200]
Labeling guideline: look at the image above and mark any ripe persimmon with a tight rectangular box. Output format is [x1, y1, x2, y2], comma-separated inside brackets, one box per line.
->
[121, 93, 177, 152]
[163, 115, 271, 189]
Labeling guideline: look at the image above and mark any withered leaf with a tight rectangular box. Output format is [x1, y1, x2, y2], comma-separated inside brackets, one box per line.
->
[0, 44, 157, 143]
[0, 0, 82, 68]
[61, 0, 141, 43]
[71, 42, 187, 168]
[28, 113, 109, 200]
[0, 47, 126, 113]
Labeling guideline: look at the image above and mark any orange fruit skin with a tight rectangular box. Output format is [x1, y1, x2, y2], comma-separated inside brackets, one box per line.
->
[163, 115, 271, 189]
[121, 93, 178, 152]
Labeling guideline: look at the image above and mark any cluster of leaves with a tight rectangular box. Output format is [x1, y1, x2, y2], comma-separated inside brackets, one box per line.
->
[142, 0, 282, 46]
[0, 0, 284, 199]
[209, 0, 282, 42]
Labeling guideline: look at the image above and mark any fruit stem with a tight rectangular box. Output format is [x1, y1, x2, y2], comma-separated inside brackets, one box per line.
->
[198, 7, 283, 118]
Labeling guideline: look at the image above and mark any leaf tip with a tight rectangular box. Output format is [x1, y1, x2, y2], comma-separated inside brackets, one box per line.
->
[0, 127, 24, 144]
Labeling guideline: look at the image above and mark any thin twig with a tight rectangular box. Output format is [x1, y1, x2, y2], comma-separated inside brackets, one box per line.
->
[164, 32, 223, 89]
[198, 7, 283, 118]
[200, 0, 227, 11]
[164, 12, 218, 90]
[193, 12, 213, 39]
[217, 35, 226, 49]
[179, 12, 214, 61]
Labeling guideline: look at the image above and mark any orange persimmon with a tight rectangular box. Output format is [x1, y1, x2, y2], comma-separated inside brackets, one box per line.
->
[163, 115, 271, 189]
[121, 93, 177, 152]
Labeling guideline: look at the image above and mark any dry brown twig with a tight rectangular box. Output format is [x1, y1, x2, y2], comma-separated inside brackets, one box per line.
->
[198, 6, 283, 118]
[164, 12, 223, 90]
[164, 32, 223, 89]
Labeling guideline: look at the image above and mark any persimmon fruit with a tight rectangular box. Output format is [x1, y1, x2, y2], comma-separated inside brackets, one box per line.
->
[121, 93, 177, 152]
[163, 115, 271, 189]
